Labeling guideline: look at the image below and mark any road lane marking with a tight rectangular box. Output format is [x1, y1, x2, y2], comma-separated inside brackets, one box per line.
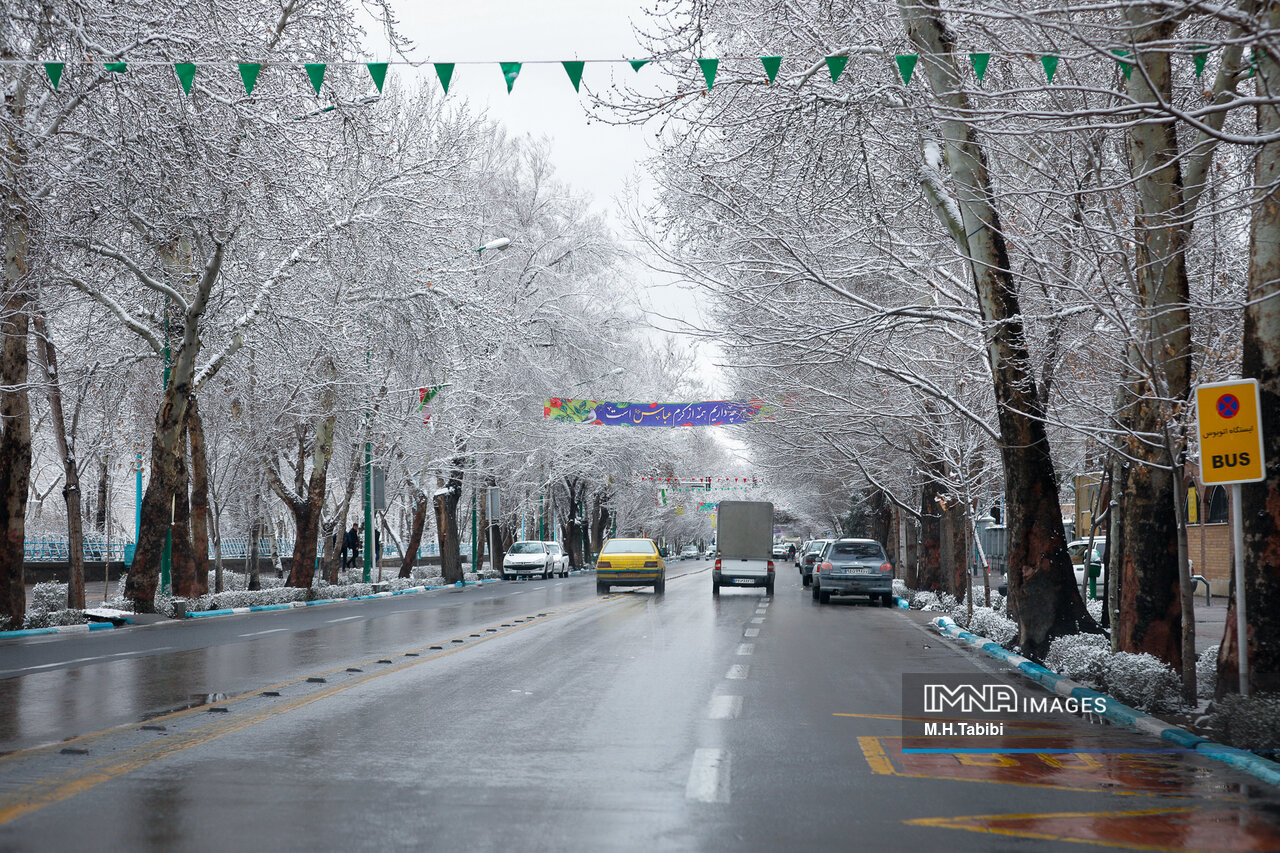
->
[685, 748, 731, 803]
[750, 617, 765, 623]
[743, 628, 760, 637]
[0, 598, 605, 826]
[239, 629, 288, 637]
[326, 616, 362, 623]
[726, 665, 749, 679]
[708, 695, 743, 720]
[736, 643, 754, 655]
[0, 647, 176, 676]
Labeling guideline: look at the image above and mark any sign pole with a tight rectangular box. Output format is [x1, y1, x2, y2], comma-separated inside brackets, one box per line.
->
[1232, 482, 1249, 697]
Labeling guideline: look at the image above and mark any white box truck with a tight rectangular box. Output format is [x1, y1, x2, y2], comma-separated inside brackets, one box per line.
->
[713, 500, 775, 596]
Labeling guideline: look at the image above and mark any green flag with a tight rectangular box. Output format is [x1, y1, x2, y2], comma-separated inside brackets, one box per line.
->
[825, 55, 848, 83]
[500, 61, 522, 93]
[697, 57, 718, 90]
[174, 63, 196, 95]
[44, 62, 64, 90]
[760, 56, 781, 84]
[969, 52, 990, 82]
[895, 54, 917, 85]
[1113, 50, 1133, 80]
[305, 63, 326, 94]
[435, 62, 455, 94]
[367, 62, 388, 93]
[629, 59, 649, 72]
[562, 60, 584, 92]
[104, 62, 127, 74]
[1192, 46, 1209, 78]
[239, 63, 261, 95]
[1040, 54, 1059, 83]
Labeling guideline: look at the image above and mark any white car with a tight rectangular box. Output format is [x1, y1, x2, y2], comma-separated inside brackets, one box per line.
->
[545, 541, 571, 577]
[502, 541, 555, 579]
[680, 545, 700, 560]
[1068, 538, 1106, 588]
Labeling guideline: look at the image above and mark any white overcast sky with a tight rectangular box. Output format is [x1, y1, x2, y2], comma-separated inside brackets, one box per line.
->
[376, 0, 720, 393]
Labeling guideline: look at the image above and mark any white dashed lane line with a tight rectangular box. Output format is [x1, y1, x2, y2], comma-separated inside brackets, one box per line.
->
[726, 664, 749, 679]
[736, 643, 754, 655]
[326, 616, 362, 624]
[708, 695, 743, 719]
[686, 748, 731, 803]
[743, 628, 760, 637]
[239, 628, 288, 637]
[750, 617, 765, 624]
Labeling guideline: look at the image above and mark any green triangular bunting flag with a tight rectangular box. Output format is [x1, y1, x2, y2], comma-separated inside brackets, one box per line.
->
[562, 61, 584, 92]
[174, 63, 196, 95]
[969, 52, 990, 82]
[825, 55, 848, 83]
[1192, 46, 1209, 78]
[895, 54, 917, 85]
[629, 59, 649, 72]
[1113, 50, 1133, 80]
[760, 56, 781, 84]
[697, 57, 718, 90]
[239, 63, 261, 95]
[367, 62, 388, 93]
[1040, 54, 1059, 83]
[435, 63, 454, 94]
[105, 62, 127, 74]
[44, 62, 63, 90]
[500, 61, 522, 93]
[305, 63, 326, 95]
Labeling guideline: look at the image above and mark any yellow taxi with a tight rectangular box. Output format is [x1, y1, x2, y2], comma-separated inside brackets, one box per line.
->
[595, 538, 665, 595]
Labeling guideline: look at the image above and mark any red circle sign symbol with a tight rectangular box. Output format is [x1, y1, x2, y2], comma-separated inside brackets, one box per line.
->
[1217, 394, 1240, 419]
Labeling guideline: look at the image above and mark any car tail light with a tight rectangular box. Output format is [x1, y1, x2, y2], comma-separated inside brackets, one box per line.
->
[643, 561, 659, 568]
[597, 560, 611, 568]
[715, 558, 721, 570]
[767, 560, 775, 573]
[880, 562, 893, 573]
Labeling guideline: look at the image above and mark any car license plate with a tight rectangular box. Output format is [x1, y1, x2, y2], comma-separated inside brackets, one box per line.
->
[733, 578, 754, 585]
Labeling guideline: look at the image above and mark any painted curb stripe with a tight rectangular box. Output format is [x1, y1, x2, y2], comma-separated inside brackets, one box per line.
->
[928, 615, 1280, 788]
[0, 622, 122, 639]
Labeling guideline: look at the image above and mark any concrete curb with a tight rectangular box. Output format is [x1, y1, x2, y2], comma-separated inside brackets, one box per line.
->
[929, 615, 1280, 787]
[0, 621, 121, 638]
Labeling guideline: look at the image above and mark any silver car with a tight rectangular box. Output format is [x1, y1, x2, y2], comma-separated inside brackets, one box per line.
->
[502, 541, 555, 579]
[812, 539, 893, 606]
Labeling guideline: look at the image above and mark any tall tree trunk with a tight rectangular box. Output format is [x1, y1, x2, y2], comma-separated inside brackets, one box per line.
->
[124, 244, 225, 611]
[917, 478, 943, 592]
[247, 491, 261, 591]
[399, 489, 429, 579]
[899, 0, 1092, 657]
[0, 136, 31, 629]
[280, 406, 337, 590]
[1112, 13, 1193, 672]
[94, 455, 109, 533]
[187, 397, 210, 595]
[434, 462, 464, 584]
[32, 308, 85, 609]
[1220, 10, 1280, 694]
[170, 450, 197, 599]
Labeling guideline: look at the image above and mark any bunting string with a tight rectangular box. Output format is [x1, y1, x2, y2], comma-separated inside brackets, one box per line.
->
[12, 46, 1240, 97]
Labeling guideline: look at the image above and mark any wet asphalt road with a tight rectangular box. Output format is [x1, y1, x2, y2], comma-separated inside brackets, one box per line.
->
[2, 560, 1280, 851]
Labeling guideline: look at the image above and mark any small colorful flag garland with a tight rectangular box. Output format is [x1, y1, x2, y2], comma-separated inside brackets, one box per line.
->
[22, 46, 1234, 98]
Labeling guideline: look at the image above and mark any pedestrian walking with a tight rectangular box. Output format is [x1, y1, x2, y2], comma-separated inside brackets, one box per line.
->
[343, 523, 360, 569]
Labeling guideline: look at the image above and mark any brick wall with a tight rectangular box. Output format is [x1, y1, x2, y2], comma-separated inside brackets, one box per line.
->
[1187, 523, 1231, 594]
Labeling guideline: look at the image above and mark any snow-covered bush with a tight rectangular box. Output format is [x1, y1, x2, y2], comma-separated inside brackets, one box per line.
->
[1210, 693, 1280, 757]
[190, 586, 308, 612]
[965, 606, 1018, 646]
[1085, 598, 1104, 623]
[1097, 651, 1182, 713]
[1197, 645, 1219, 700]
[21, 582, 86, 629]
[892, 578, 908, 599]
[1045, 632, 1111, 683]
